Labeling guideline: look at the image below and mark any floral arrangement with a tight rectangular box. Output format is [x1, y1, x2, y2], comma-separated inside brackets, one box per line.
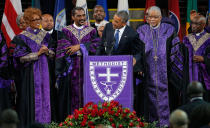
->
[59, 101, 145, 128]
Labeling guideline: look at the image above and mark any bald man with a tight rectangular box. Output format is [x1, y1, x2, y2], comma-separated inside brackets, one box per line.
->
[169, 109, 188, 128]
[179, 81, 208, 118]
[183, 15, 210, 102]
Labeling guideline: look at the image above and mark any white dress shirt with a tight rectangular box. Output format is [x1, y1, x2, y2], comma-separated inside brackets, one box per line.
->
[73, 23, 84, 29]
[114, 25, 126, 44]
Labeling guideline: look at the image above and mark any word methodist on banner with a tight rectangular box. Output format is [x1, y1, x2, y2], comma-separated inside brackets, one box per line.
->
[84, 55, 133, 110]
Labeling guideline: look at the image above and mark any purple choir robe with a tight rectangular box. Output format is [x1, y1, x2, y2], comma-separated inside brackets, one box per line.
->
[183, 31, 210, 90]
[0, 34, 13, 113]
[137, 23, 185, 127]
[11, 27, 55, 126]
[55, 25, 100, 121]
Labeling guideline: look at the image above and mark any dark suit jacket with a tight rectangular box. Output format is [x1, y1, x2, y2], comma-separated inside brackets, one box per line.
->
[96, 23, 144, 73]
[179, 98, 208, 118]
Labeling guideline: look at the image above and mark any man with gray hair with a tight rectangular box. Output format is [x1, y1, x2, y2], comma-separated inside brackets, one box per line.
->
[16, 13, 27, 30]
[169, 109, 189, 128]
[96, 10, 145, 116]
[183, 14, 210, 102]
[137, 6, 186, 127]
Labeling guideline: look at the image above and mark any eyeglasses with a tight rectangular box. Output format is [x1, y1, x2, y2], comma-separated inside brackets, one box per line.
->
[147, 15, 160, 19]
[31, 18, 41, 22]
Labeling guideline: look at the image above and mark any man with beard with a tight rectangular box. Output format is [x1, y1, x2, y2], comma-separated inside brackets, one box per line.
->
[91, 5, 109, 38]
[183, 14, 210, 102]
[55, 7, 100, 122]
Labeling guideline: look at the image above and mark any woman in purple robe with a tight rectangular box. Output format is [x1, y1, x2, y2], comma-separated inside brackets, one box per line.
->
[137, 6, 186, 127]
[183, 15, 210, 102]
[55, 7, 100, 122]
[10, 8, 55, 127]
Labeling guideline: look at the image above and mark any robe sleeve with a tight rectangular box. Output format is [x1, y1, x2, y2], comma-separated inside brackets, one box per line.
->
[10, 36, 34, 68]
[83, 28, 101, 55]
[168, 31, 188, 90]
[55, 31, 73, 78]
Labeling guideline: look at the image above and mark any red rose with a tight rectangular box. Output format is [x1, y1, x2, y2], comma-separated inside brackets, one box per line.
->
[122, 113, 127, 118]
[91, 111, 97, 117]
[98, 109, 104, 116]
[139, 122, 144, 127]
[93, 104, 98, 109]
[69, 122, 73, 126]
[109, 117, 113, 122]
[102, 102, 108, 107]
[115, 112, 119, 117]
[64, 121, 67, 124]
[85, 102, 94, 107]
[81, 120, 87, 127]
[118, 124, 123, 128]
[136, 125, 141, 128]
[124, 108, 130, 113]
[132, 111, 136, 115]
[88, 121, 94, 127]
[129, 122, 134, 127]
[129, 114, 134, 119]
[91, 126, 95, 128]
[84, 114, 88, 119]
[111, 123, 116, 128]
[137, 118, 141, 122]
[59, 123, 63, 127]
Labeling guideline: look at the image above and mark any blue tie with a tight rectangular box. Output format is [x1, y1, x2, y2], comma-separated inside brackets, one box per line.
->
[114, 29, 120, 50]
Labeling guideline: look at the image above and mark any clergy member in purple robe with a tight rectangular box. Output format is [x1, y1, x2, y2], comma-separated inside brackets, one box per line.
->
[55, 7, 100, 122]
[183, 15, 210, 102]
[137, 6, 186, 127]
[10, 8, 55, 127]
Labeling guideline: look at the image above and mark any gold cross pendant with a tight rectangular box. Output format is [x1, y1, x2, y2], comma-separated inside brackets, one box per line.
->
[154, 55, 158, 62]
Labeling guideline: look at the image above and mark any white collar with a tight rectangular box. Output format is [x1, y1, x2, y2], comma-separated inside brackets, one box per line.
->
[190, 97, 203, 102]
[42, 29, 53, 34]
[95, 22, 100, 27]
[95, 20, 109, 27]
[73, 23, 84, 29]
[195, 30, 204, 36]
[116, 25, 126, 33]
[150, 23, 161, 29]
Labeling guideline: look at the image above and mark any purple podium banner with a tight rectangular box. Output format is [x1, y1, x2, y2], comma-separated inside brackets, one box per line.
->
[84, 55, 133, 110]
